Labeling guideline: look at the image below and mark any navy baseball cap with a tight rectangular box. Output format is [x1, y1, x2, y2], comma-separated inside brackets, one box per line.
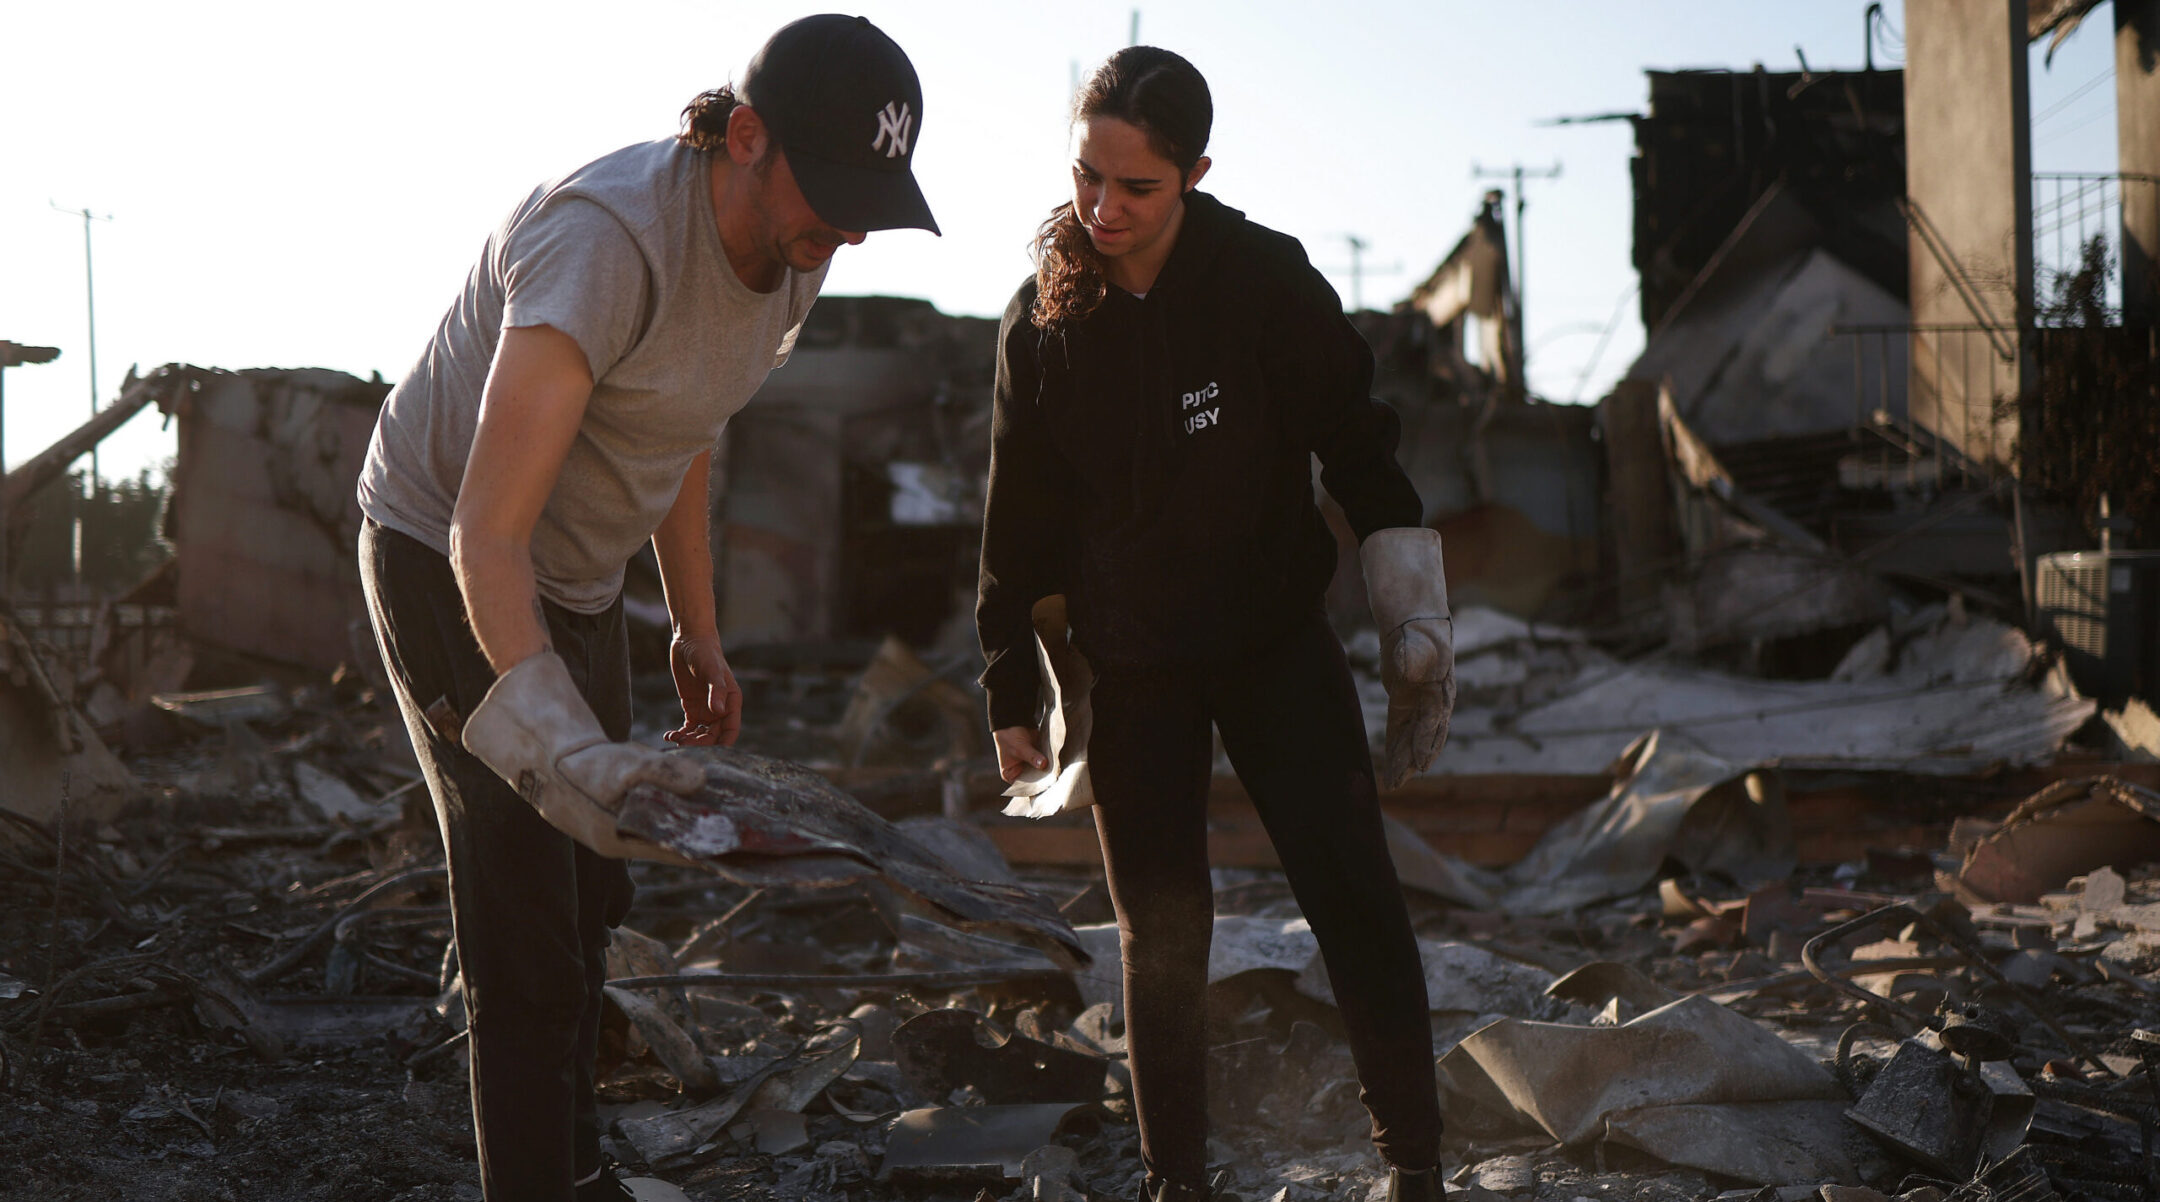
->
[742, 14, 940, 235]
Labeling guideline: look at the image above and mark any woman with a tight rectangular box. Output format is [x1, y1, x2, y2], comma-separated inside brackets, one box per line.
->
[975, 46, 1457, 1202]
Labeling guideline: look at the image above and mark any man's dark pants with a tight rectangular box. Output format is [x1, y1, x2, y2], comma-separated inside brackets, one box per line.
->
[1088, 610, 1442, 1186]
[359, 518, 634, 1202]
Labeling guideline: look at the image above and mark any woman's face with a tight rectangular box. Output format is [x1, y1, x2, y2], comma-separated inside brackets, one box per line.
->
[1070, 115, 1208, 271]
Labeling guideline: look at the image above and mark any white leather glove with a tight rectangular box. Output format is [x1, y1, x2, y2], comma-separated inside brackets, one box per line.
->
[1361, 527, 1457, 788]
[462, 650, 704, 864]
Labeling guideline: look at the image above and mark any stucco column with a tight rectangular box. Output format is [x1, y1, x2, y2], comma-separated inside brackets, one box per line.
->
[2120, 0, 2160, 329]
[1903, 0, 2033, 470]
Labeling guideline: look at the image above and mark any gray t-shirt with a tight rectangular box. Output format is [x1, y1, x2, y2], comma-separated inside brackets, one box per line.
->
[357, 137, 827, 612]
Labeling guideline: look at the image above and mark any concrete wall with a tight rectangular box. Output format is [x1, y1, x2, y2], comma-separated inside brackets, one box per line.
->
[715, 409, 845, 644]
[1903, 0, 2033, 468]
[1326, 392, 1602, 623]
[166, 369, 385, 673]
[2122, 0, 2160, 327]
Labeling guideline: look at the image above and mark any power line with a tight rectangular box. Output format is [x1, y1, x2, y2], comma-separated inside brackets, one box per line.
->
[2036, 104, 2117, 148]
[1570, 281, 1641, 405]
[2033, 67, 2114, 126]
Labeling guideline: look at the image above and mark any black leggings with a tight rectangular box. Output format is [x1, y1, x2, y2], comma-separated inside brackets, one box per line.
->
[1088, 611, 1441, 1184]
[359, 519, 635, 1202]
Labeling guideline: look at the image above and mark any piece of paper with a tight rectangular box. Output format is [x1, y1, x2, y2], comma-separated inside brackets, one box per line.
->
[1003, 602, 1094, 818]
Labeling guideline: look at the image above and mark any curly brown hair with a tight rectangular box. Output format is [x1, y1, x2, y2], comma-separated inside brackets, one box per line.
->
[1031, 47, 1213, 330]
[678, 86, 742, 152]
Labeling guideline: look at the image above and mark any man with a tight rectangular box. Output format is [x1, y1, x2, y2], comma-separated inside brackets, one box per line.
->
[354, 16, 936, 1201]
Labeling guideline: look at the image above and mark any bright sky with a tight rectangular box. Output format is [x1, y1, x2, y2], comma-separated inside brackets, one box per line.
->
[0, 1, 2125, 480]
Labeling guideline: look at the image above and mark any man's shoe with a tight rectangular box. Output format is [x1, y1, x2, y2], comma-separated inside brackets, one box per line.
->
[1387, 1165, 1447, 1202]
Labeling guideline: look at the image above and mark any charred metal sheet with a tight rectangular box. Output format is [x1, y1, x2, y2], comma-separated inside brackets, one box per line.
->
[891, 1008, 1105, 1105]
[878, 1102, 1096, 1181]
[619, 1019, 861, 1167]
[1845, 1040, 1992, 1178]
[0, 610, 133, 834]
[1543, 960, 1679, 1016]
[616, 746, 1085, 966]
[190, 964, 426, 1059]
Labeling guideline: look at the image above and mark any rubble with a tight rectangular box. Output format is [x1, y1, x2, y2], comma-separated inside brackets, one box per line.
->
[2, 626, 2157, 1202]
[1438, 995, 1863, 1181]
[890, 1008, 1106, 1105]
[1362, 603, 2097, 777]
[1946, 775, 2160, 904]
[0, 604, 135, 832]
[878, 1102, 1098, 1182]
[7, 405, 2158, 1202]
[1389, 731, 1790, 913]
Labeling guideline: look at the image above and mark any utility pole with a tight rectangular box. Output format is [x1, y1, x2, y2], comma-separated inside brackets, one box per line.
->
[0, 342, 62, 605]
[1346, 235, 1367, 313]
[1129, 9, 1140, 45]
[1471, 162, 1561, 389]
[51, 203, 111, 590]
[1324, 234, 1402, 313]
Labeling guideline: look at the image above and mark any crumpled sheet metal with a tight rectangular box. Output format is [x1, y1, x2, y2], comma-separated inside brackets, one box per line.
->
[1438, 994, 1852, 1182]
[879, 1102, 1097, 1180]
[604, 985, 717, 1094]
[891, 1008, 1106, 1105]
[1542, 961, 1678, 1015]
[1070, 917, 1556, 1020]
[1602, 1100, 1874, 1185]
[1951, 775, 2160, 904]
[1384, 608, 2094, 775]
[616, 746, 1085, 966]
[1401, 732, 1793, 913]
[619, 1020, 861, 1167]
[1297, 937, 1555, 1014]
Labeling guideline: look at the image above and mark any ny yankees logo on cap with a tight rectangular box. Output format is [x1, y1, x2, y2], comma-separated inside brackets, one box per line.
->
[740, 14, 940, 234]
[873, 101, 914, 159]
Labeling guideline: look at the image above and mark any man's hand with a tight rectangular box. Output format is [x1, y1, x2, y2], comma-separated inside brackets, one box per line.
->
[667, 635, 742, 747]
[993, 726, 1049, 782]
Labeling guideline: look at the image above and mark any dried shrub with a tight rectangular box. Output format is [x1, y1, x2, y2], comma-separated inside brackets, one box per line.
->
[2019, 236, 2160, 546]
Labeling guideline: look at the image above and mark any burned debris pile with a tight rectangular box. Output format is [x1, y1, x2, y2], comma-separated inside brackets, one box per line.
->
[3, 613, 2158, 1201]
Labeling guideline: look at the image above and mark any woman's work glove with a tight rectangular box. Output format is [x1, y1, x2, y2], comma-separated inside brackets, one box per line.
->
[1360, 527, 1457, 788]
[462, 650, 703, 863]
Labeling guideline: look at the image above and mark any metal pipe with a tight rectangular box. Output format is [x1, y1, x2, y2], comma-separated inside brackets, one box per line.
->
[1802, 901, 2116, 1077]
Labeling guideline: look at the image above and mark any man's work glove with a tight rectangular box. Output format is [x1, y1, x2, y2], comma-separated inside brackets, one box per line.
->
[462, 650, 704, 863]
[1361, 527, 1457, 788]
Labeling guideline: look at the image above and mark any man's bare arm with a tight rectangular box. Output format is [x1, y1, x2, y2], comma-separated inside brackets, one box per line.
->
[448, 324, 595, 674]
[652, 451, 744, 744]
[651, 450, 719, 643]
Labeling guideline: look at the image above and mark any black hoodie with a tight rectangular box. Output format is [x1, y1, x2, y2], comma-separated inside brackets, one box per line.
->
[975, 191, 1422, 729]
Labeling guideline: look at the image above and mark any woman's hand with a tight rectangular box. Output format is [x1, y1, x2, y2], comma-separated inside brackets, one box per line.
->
[665, 635, 743, 747]
[993, 726, 1050, 782]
